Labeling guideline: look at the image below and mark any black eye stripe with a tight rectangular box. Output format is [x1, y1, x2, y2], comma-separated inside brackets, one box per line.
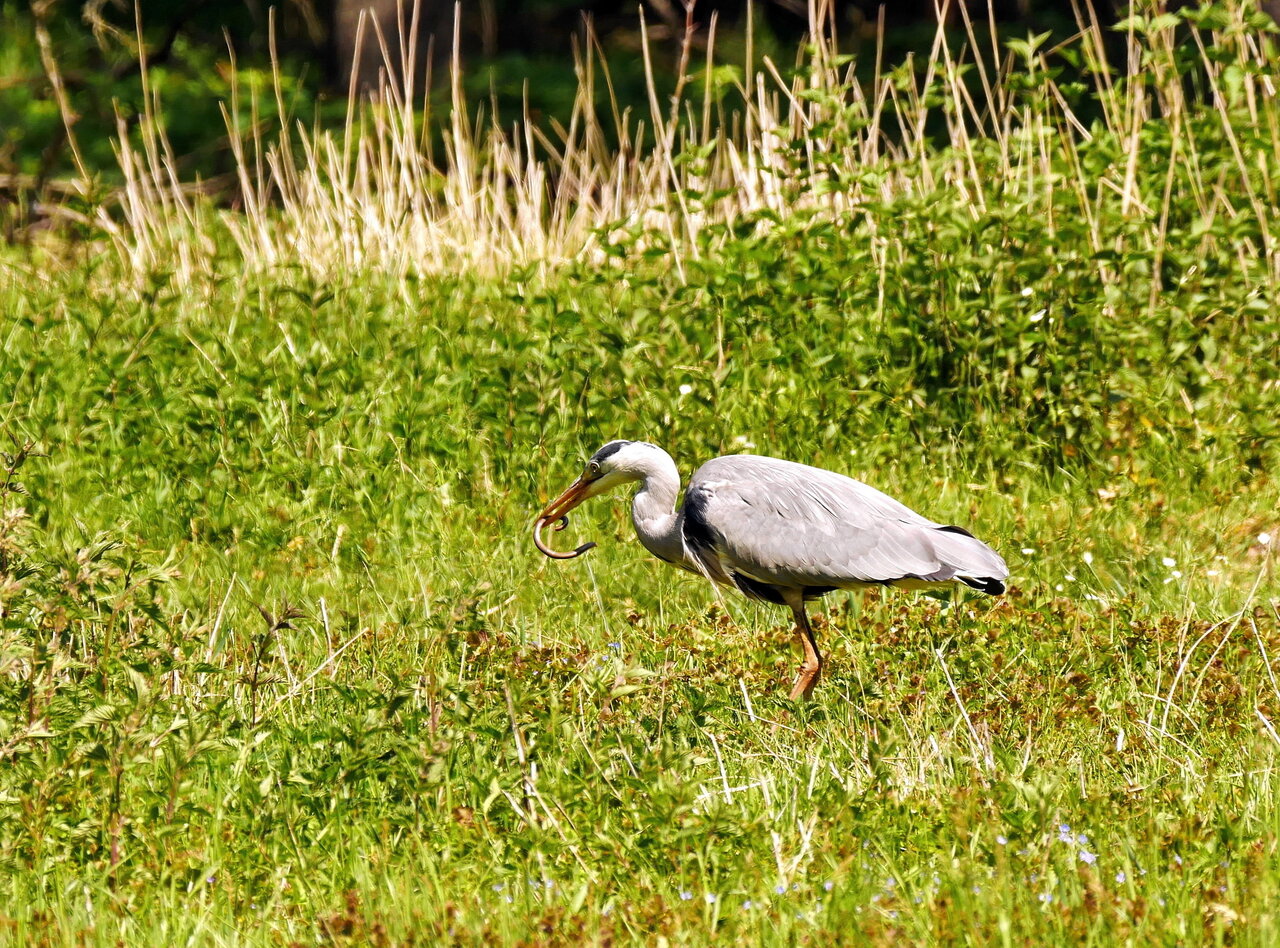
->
[590, 440, 630, 465]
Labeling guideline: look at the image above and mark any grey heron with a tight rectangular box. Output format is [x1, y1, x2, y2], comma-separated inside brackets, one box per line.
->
[534, 440, 1008, 701]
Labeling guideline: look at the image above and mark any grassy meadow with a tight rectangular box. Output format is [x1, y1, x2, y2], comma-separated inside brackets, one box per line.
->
[3, 3, 1280, 944]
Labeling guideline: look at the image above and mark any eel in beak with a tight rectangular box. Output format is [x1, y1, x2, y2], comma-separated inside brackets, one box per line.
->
[533, 475, 598, 559]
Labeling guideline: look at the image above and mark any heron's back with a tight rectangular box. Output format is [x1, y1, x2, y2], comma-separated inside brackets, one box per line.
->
[681, 454, 1007, 596]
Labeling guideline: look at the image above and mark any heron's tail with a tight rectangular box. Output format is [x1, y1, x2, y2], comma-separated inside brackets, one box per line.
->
[930, 525, 1009, 595]
[959, 575, 1006, 595]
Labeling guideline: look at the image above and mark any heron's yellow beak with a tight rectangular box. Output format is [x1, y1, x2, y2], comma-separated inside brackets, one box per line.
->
[533, 475, 599, 559]
[538, 476, 592, 522]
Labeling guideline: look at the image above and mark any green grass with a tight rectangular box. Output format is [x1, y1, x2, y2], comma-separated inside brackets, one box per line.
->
[1, 219, 1278, 944]
[3, 2, 1280, 944]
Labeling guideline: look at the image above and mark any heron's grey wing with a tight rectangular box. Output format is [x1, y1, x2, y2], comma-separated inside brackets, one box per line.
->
[681, 455, 1006, 590]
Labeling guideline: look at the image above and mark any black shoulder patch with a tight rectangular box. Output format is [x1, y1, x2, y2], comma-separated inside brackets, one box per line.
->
[681, 485, 720, 559]
[591, 440, 631, 464]
[938, 524, 976, 538]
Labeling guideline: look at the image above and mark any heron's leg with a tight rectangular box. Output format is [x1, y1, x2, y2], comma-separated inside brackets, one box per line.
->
[786, 598, 823, 701]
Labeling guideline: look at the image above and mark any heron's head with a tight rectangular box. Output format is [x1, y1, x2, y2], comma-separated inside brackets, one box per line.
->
[538, 440, 653, 516]
[532, 440, 662, 558]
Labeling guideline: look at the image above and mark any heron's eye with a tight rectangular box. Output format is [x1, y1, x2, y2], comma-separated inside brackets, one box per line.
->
[587, 461, 601, 477]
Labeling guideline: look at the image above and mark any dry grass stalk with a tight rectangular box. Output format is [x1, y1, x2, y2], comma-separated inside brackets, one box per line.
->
[92, 1, 1280, 290]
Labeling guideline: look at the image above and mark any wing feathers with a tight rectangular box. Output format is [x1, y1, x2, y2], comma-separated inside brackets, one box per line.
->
[681, 455, 1008, 593]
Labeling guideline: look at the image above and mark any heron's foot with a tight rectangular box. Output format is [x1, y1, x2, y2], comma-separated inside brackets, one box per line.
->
[788, 661, 822, 701]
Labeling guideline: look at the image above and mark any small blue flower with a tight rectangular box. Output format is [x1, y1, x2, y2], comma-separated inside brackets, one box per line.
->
[1115, 871, 1127, 883]
[775, 884, 787, 895]
[742, 900, 754, 910]
[608, 642, 621, 650]
[1076, 834, 1089, 845]
[823, 881, 834, 892]
[1080, 850, 1097, 865]
[704, 893, 717, 905]
[996, 835, 1008, 845]
[885, 877, 896, 889]
[679, 890, 693, 901]
[1038, 892, 1053, 904]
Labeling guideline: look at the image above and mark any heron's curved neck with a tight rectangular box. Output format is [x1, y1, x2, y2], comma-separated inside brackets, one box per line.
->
[630, 449, 684, 564]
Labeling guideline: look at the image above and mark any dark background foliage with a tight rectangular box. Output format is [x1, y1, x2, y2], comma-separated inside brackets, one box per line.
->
[3, 0, 1130, 227]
